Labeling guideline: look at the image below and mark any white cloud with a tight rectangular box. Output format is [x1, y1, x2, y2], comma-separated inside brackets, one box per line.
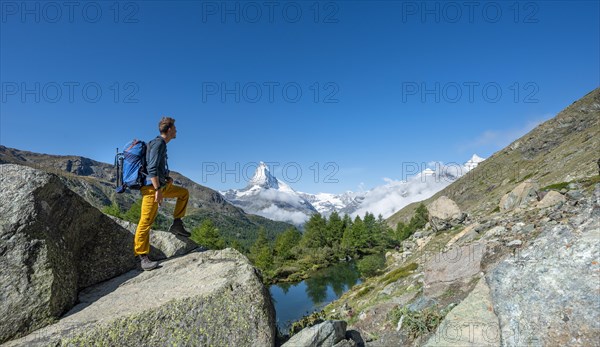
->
[256, 189, 305, 207]
[256, 204, 310, 225]
[351, 160, 481, 220]
[352, 175, 449, 219]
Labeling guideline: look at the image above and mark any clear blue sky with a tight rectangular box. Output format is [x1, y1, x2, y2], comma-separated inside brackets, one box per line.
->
[1, 0, 598, 194]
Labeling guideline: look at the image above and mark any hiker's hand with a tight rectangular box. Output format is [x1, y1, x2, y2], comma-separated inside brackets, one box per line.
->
[155, 189, 163, 205]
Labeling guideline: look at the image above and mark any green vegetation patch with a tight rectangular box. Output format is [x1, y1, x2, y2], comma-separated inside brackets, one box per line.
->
[357, 253, 386, 278]
[541, 181, 570, 191]
[289, 311, 324, 337]
[380, 263, 418, 286]
[389, 305, 450, 339]
[355, 285, 374, 299]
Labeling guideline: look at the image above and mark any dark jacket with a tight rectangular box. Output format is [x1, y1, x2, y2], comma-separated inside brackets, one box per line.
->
[145, 136, 169, 188]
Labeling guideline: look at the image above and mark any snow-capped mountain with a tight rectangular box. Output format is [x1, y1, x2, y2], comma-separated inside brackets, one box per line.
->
[221, 162, 318, 226]
[221, 155, 485, 225]
[464, 154, 485, 171]
[300, 154, 485, 218]
[298, 191, 366, 217]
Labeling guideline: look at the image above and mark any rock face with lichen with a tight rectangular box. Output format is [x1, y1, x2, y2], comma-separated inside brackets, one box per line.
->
[1, 164, 276, 346]
[5, 249, 276, 347]
[0, 164, 136, 343]
[487, 187, 600, 347]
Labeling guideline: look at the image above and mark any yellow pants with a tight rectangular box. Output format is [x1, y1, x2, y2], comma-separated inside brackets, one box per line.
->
[134, 182, 189, 256]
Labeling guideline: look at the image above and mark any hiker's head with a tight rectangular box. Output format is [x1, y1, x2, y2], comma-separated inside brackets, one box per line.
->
[159, 116, 177, 141]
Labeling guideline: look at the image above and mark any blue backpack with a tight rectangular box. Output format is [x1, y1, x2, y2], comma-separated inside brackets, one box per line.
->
[115, 139, 147, 193]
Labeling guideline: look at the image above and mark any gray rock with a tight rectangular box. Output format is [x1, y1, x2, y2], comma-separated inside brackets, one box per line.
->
[548, 211, 563, 220]
[413, 231, 423, 239]
[424, 243, 485, 297]
[425, 279, 500, 346]
[453, 212, 468, 224]
[506, 240, 522, 247]
[566, 190, 584, 200]
[108, 216, 198, 260]
[283, 320, 347, 347]
[5, 249, 276, 346]
[560, 188, 568, 194]
[430, 217, 453, 231]
[487, 199, 600, 347]
[537, 190, 566, 209]
[483, 226, 507, 239]
[333, 339, 356, 347]
[499, 181, 539, 211]
[408, 296, 438, 312]
[428, 196, 462, 220]
[522, 224, 535, 234]
[510, 222, 524, 233]
[0, 164, 136, 343]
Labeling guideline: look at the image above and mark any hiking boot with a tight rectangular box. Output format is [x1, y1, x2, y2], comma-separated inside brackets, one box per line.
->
[139, 255, 158, 271]
[169, 218, 191, 237]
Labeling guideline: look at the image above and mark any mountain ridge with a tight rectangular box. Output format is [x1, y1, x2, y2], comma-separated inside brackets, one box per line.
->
[387, 87, 600, 227]
[222, 155, 485, 225]
[0, 145, 293, 247]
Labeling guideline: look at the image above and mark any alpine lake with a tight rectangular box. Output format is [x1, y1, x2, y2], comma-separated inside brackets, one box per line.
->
[269, 261, 362, 333]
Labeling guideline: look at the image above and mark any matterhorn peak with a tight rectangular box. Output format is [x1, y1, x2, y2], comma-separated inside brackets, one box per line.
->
[248, 162, 279, 189]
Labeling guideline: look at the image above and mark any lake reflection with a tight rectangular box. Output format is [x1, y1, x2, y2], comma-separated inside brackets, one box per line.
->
[269, 262, 361, 333]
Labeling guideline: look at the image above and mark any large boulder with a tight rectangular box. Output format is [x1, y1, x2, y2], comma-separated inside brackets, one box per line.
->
[427, 196, 465, 231]
[424, 242, 486, 297]
[0, 164, 136, 343]
[499, 181, 539, 211]
[283, 320, 348, 347]
[108, 216, 198, 260]
[536, 190, 566, 209]
[425, 279, 500, 347]
[5, 249, 276, 346]
[487, 186, 600, 346]
[427, 196, 462, 220]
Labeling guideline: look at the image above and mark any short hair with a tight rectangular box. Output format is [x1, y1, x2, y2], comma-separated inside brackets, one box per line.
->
[158, 117, 175, 134]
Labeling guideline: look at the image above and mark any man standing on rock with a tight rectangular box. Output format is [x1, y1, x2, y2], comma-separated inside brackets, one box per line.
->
[135, 116, 191, 271]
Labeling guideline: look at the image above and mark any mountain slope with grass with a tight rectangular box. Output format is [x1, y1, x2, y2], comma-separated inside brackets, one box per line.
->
[297, 88, 600, 346]
[388, 88, 600, 227]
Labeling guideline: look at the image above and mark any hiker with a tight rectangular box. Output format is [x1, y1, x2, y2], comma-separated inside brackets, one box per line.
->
[135, 116, 191, 271]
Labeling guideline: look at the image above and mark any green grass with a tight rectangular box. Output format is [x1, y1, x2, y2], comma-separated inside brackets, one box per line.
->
[389, 305, 451, 339]
[380, 263, 418, 286]
[355, 285, 374, 299]
[289, 311, 324, 336]
[541, 181, 570, 191]
[521, 172, 536, 181]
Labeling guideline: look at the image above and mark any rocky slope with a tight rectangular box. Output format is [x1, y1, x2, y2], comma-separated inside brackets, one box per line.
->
[0, 146, 293, 245]
[0, 164, 276, 346]
[5, 249, 276, 347]
[388, 88, 600, 227]
[322, 180, 599, 346]
[317, 88, 600, 346]
[0, 164, 136, 342]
